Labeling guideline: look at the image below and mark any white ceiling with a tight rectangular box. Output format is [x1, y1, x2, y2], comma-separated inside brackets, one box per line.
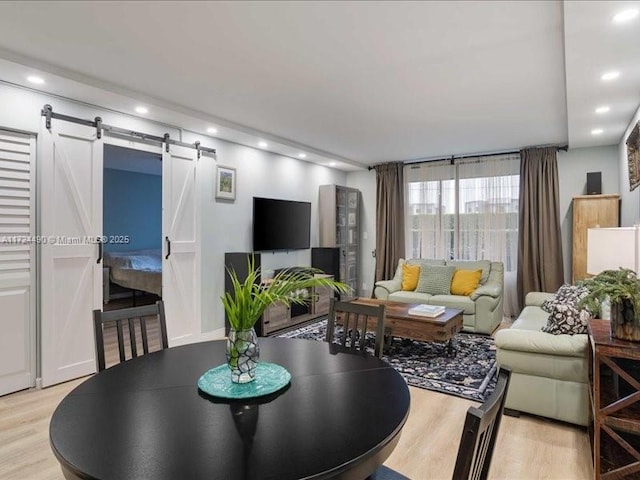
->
[564, 1, 640, 148]
[0, 1, 637, 169]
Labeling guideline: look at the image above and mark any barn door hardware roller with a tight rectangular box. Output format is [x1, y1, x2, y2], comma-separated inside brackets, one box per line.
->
[95, 117, 102, 139]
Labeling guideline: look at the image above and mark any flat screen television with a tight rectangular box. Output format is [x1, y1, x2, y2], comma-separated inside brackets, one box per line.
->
[253, 197, 311, 251]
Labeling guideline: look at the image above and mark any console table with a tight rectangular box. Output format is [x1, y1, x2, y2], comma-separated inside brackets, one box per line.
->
[589, 318, 640, 479]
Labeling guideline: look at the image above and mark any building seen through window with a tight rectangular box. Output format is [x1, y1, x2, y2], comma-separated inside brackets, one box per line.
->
[405, 155, 519, 272]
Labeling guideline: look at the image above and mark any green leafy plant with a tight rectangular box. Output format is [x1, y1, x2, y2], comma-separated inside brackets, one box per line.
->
[578, 268, 640, 316]
[222, 256, 351, 331]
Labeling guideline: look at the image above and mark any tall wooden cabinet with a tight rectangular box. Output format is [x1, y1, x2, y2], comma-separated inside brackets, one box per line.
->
[572, 194, 620, 282]
[319, 185, 360, 297]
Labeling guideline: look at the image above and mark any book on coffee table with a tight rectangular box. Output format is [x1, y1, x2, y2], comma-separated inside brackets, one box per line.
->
[408, 304, 446, 317]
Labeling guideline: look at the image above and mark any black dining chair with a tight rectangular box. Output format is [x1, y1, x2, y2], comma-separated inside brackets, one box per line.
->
[93, 300, 168, 371]
[326, 298, 386, 357]
[369, 366, 512, 480]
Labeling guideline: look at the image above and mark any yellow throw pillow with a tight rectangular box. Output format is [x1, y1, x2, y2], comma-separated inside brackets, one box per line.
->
[451, 269, 482, 296]
[401, 264, 420, 291]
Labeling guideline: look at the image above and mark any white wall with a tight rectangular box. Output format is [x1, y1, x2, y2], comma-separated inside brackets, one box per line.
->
[347, 145, 621, 288]
[199, 144, 345, 332]
[557, 146, 619, 282]
[0, 83, 346, 336]
[619, 104, 640, 227]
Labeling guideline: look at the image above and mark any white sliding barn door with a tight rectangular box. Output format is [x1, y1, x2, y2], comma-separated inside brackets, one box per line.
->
[162, 143, 200, 345]
[0, 130, 36, 396]
[41, 120, 102, 387]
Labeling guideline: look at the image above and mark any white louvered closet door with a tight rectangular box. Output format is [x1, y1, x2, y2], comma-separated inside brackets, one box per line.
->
[0, 130, 36, 396]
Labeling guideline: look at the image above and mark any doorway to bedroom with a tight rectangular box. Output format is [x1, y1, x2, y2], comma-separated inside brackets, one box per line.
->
[102, 144, 163, 310]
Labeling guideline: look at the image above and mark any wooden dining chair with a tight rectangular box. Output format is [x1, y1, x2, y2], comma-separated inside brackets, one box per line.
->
[326, 298, 386, 357]
[451, 366, 512, 479]
[93, 301, 169, 371]
[368, 366, 512, 480]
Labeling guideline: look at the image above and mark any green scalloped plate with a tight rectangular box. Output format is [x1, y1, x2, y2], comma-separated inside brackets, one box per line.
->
[197, 362, 291, 399]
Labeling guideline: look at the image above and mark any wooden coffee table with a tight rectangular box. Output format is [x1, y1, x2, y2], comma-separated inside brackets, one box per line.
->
[352, 298, 464, 356]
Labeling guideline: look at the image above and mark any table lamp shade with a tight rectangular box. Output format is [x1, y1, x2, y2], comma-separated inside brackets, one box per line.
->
[587, 227, 640, 276]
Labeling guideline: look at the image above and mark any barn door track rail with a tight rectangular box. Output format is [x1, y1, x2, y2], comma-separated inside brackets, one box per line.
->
[41, 104, 216, 156]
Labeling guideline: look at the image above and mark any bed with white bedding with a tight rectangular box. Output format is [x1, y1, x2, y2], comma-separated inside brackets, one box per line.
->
[103, 249, 162, 298]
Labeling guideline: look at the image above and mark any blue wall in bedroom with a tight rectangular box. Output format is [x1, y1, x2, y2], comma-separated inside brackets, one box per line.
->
[103, 168, 162, 252]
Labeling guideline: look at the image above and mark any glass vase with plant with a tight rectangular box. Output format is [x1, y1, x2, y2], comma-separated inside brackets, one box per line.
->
[579, 268, 640, 341]
[222, 256, 350, 383]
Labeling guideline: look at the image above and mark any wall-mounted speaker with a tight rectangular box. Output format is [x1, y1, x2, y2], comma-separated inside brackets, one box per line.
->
[586, 172, 602, 195]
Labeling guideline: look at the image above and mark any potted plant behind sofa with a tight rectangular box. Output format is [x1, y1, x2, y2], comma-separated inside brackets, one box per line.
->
[579, 268, 640, 341]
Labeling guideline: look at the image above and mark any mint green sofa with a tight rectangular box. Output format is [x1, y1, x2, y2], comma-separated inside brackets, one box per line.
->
[495, 292, 590, 426]
[373, 258, 504, 335]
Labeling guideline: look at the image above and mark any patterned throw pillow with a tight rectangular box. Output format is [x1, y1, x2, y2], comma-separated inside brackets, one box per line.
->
[541, 284, 577, 313]
[541, 285, 591, 335]
[416, 265, 456, 295]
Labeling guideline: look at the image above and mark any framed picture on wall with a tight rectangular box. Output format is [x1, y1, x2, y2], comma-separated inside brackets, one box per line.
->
[627, 122, 640, 192]
[215, 165, 236, 201]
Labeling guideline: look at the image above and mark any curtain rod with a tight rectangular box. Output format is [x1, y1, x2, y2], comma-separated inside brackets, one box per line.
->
[367, 144, 569, 170]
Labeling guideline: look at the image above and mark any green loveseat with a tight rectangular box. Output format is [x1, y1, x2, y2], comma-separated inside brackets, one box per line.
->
[373, 258, 504, 334]
[495, 292, 590, 426]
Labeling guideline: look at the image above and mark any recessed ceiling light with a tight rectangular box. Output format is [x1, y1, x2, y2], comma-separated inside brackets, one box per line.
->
[135, 106, 148, 114]
[27, 75, 44, 85]
[591, 128, 604, 135]
[258, 141, 268, 148]
[595, 106, 610, 114]
[329, 162, 337, 167]
[207, 127, 218, 134]
[613, 8, 639, 23]
[298, 153, 307, 159]
[601, 71, 620, 81]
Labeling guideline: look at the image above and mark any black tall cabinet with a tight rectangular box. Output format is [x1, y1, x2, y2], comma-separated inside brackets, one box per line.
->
[224, 252, 261, 335]
[311, 247, 340, 280]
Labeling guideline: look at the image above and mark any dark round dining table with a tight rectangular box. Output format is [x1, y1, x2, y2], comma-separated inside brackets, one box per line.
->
[50, 338, 411, 480]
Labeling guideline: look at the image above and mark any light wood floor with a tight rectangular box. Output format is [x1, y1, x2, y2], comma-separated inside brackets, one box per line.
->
[0, 379, 593, 479]
[0, 315, 593, 479]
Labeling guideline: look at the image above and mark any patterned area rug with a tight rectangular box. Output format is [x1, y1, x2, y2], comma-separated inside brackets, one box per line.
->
[276, 319, 497, 402]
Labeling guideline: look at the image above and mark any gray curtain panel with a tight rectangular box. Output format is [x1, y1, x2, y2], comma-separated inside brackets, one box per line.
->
[374, 162, 405, 283]
[517, 147, 564, 310]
